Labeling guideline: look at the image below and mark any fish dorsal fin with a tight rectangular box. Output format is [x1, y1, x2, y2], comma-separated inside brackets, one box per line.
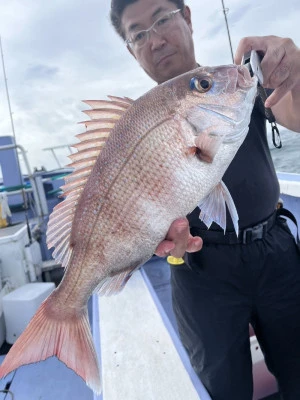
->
[47, 96, 134, 267]
[83, 97, 133, 110]
[197, 180, 239, 235]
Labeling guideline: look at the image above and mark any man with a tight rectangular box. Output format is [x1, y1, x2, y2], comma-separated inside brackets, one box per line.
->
[110, 1, 300, 399]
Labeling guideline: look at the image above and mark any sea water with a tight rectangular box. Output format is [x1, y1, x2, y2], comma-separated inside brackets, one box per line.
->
[268, 129, 300, 174]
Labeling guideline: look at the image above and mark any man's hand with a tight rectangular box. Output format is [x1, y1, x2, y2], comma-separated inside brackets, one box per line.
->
[235, 35, 300, 107]
[155, 218, 203, 258]
[235, 35, 300, 132]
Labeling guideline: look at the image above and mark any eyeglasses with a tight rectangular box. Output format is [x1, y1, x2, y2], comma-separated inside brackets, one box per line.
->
[125, 9, 181, 50]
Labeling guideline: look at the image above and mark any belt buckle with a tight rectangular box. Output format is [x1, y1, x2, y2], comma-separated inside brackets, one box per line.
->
[242, 221, 268, 244]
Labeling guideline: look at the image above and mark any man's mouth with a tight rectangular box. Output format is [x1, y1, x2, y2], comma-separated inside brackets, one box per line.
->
[155, 52, 176, 66]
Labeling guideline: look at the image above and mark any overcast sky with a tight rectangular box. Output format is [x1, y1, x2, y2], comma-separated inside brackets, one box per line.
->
[0, 0, 299, 172]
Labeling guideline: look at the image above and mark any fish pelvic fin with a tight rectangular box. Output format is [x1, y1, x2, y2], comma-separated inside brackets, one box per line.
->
[0, 296, 101, 395]
[198, 180, 239, 235]
[47, 96, 134, 268]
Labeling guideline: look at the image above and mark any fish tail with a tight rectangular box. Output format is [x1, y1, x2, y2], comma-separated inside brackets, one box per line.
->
[0, 295, 101, 394]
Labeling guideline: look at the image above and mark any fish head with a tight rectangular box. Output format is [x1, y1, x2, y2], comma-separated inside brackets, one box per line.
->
[160, 64, 258, 162]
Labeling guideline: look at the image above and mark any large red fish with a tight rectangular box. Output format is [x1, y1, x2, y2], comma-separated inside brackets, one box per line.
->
[0, 65, 257, 393]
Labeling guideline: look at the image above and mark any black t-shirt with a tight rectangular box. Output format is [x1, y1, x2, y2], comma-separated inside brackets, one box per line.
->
[187, 95, 280, 231]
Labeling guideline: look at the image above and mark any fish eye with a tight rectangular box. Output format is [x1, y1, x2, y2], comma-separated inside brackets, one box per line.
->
[190, 76, 213, 93]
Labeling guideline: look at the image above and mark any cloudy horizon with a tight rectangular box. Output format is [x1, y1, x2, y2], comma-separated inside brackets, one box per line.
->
[0, 0, 299, 173]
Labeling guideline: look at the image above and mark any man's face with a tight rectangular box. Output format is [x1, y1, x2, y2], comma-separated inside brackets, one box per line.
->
[121, 0, 197, 84]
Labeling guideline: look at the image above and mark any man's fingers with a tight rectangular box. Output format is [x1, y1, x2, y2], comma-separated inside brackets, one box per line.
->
[265, 77, 293, 108]
[260, 46, 287, 87]
[166, 218, 190, 258]
[264, 59, 290, 90]
[165, 218, 189, 241]
[186, 235, 203, 253]
[234, 36, 268, 65]
[155, 240, 175, 257]
[234, 35, 300, 110]
[155, 219, 189, 257]
[155, 218, 203, 258]
[169, 233, 202, 258]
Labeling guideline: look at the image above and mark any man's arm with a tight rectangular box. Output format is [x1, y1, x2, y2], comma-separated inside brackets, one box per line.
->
[235, 35, 300, 133]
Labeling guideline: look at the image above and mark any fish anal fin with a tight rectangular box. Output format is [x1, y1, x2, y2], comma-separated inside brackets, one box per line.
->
[198, 180, 239, 235]
[0, 296, 101, 394]
[95, 267, 139, 296]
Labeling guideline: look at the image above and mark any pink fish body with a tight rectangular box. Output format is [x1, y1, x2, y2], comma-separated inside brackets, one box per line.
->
[0, 65, 257, 393]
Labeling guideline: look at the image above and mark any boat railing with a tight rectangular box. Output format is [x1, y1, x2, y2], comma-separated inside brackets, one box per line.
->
[42, 144, 74, 169]
[0, 143, 48, 220]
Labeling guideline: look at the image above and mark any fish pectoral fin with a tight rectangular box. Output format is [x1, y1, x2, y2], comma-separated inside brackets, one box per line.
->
[197, 180, 239, 235]
[193, 133, 222, 163]
[95, 266, 138, 296]
[0, 294, 101, 394]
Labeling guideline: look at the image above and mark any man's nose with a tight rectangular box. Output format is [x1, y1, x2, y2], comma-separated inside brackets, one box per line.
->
[149, 30, 166, 50]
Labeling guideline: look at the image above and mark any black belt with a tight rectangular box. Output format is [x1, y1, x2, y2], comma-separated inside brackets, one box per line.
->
[191, 210, 278, 245]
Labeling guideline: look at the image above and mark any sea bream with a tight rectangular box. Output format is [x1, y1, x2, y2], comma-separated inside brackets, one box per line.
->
[0, 64, 257, 393]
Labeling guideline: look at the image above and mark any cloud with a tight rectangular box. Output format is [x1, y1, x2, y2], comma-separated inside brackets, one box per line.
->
[25, 64, 59, 80]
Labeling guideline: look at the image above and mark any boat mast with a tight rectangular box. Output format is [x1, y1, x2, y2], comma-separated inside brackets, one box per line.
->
[221, 0, 234, 63]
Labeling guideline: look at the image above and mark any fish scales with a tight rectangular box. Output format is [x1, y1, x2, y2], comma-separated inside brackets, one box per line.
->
[67, 91, 186, 278]
[68, 124, 186, 283]
[0, 65, 258, 394]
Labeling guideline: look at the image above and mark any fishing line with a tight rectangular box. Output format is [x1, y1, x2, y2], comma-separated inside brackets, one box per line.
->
[219, 5, 282, 148]
[0, 35, 32, 243]
[221, 0, 234, 63]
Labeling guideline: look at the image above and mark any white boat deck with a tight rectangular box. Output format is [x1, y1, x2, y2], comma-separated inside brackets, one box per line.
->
[98, 269, 209, 400]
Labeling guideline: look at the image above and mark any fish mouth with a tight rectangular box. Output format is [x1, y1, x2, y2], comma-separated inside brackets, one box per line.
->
[236, 65, 257, 89]
[217, 65, 257, 95]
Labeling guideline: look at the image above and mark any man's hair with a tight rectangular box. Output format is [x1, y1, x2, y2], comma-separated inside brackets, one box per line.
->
[110, 0, 185, 40]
